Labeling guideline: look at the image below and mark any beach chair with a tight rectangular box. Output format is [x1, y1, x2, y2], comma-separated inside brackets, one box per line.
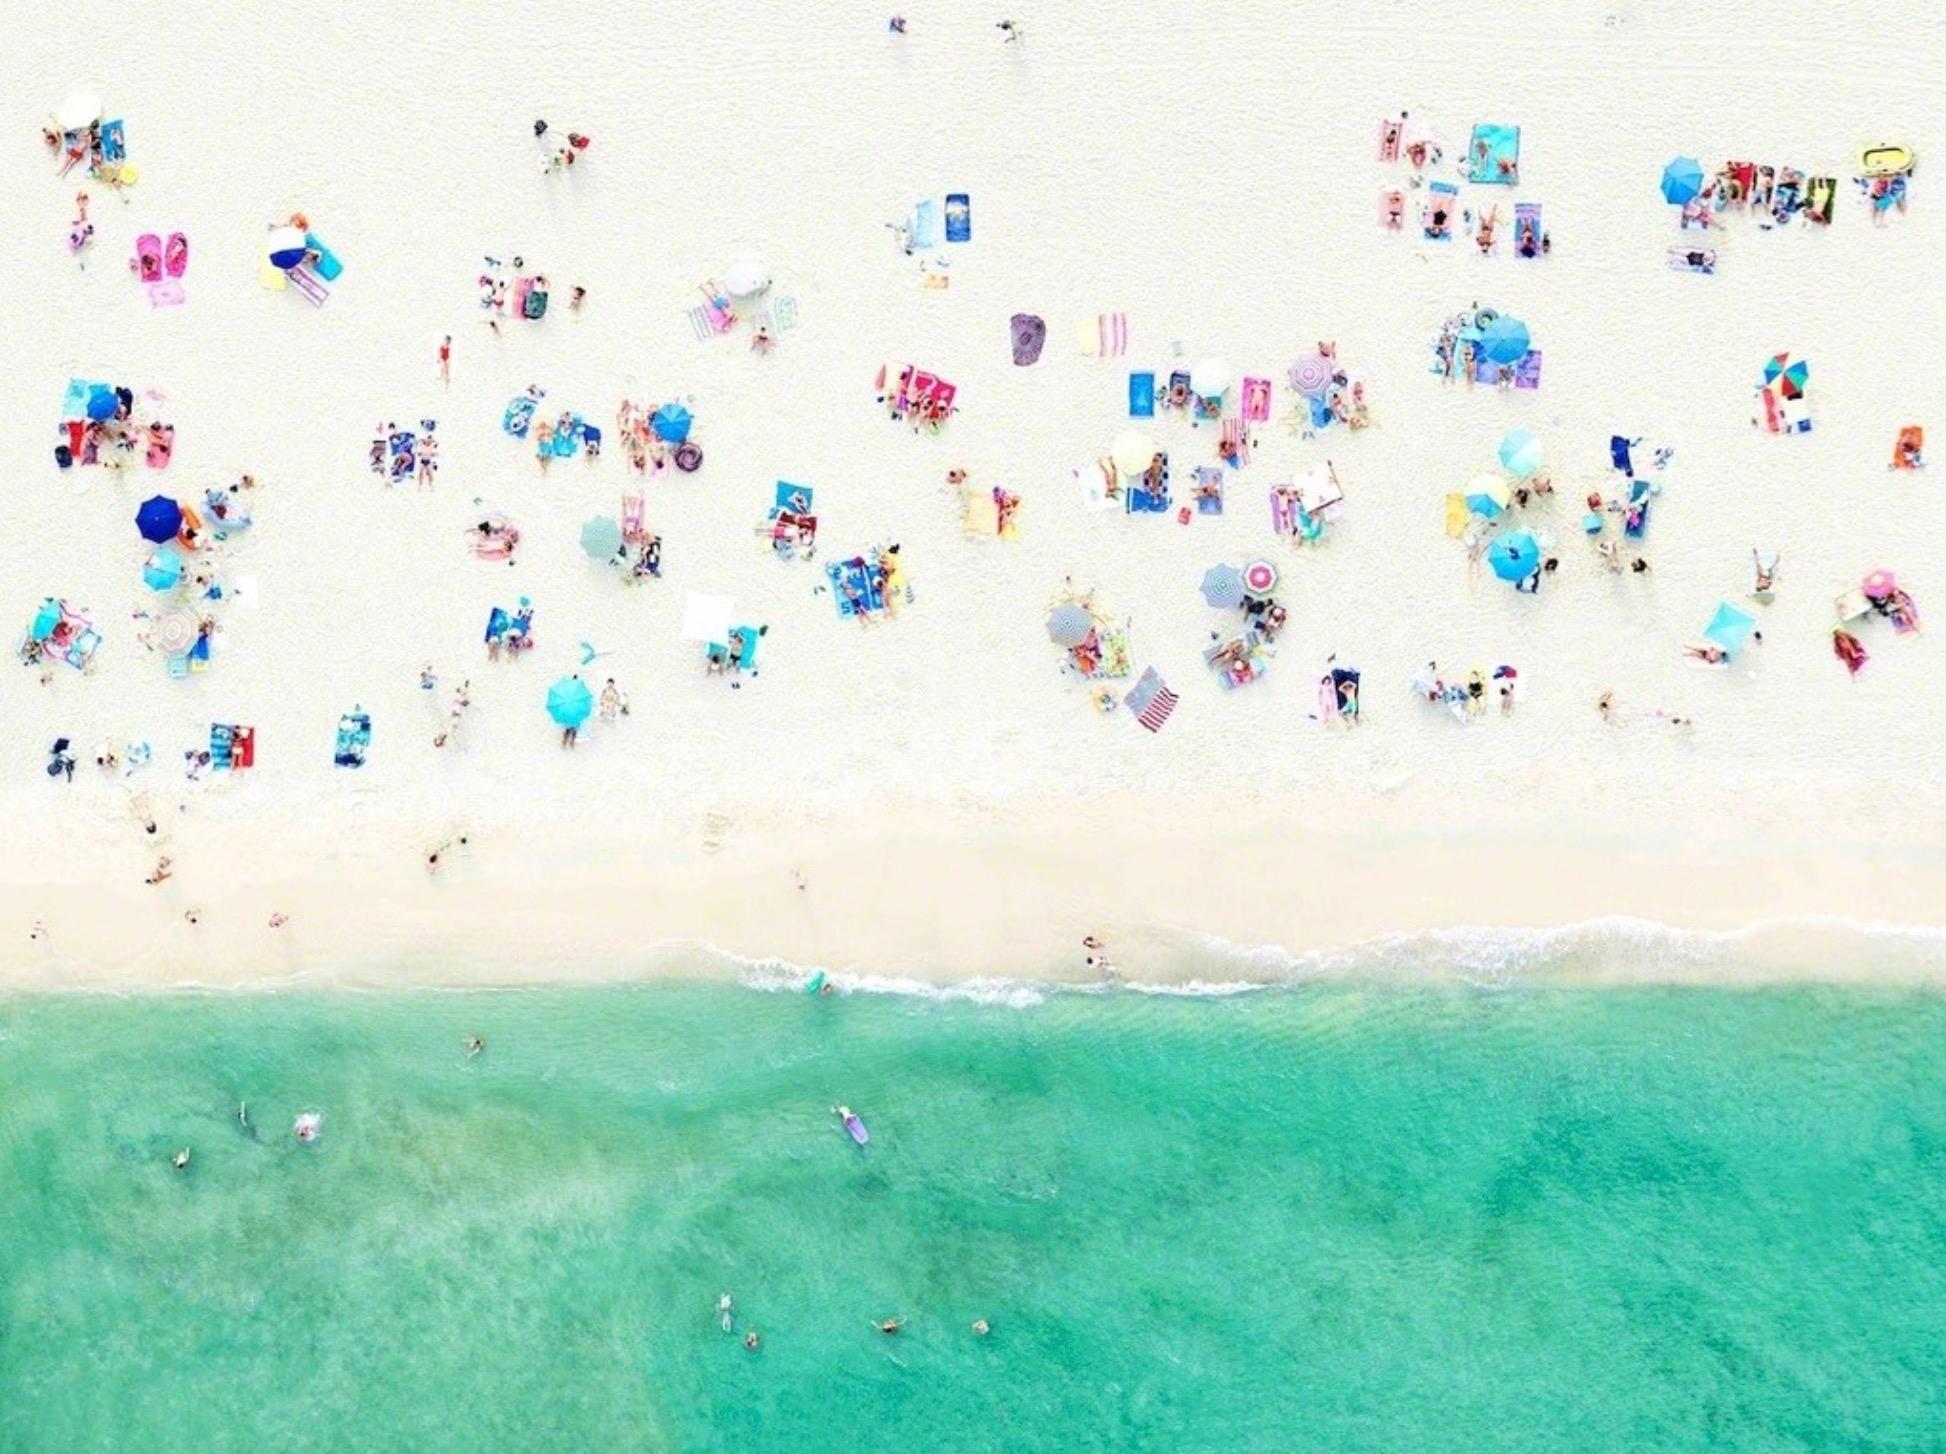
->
[621, 493, 648, 545]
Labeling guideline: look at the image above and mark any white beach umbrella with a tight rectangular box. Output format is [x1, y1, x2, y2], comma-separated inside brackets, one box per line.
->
[56, 89, 102, 132]
[1110, 430, 1156, 475]
[723, 256, 769, 297]
[1190, 356, 1232, 398]
[680, 591, 735, 644]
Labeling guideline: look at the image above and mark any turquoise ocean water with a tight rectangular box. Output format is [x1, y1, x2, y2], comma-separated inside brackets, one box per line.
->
[4, 978, 1945, 1452]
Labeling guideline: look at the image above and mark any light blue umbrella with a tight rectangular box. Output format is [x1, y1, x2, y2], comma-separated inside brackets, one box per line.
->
[580, 515, 623, 560]
[650, 404, 692, 444]
[1498, 427, 1545, 477]
[1702, 601, 1756, 657]
[31, 599, 62, 641]
[143, 547, 185, 591]
[1489, 530, 1541, 583]
[1661, 156, 1705, 206]
[546, 676, 593, 727]
[1479, 316, 1531, 366]
[1200, 564, 1245, 609]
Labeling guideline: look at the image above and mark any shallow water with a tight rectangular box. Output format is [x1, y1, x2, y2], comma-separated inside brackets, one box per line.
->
[4, 981, 1945, 1452]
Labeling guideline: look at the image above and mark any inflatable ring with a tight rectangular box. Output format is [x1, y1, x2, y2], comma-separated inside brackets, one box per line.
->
[674, 443, 703, 472]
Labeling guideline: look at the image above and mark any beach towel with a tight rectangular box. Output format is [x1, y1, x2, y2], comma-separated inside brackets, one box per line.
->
[334, 712, 371, 769]
[100, 119, 126, 162]
[944, 194, 971, 242]
[911, 198, 941, 249]
[1514, 202, 1543, 258]
[1377, 117, 1403, 163]
[1467, 124, 1520, 184]
[1240, 377, 1272, 422]
[1098, 312, 1128, 357]
[771, 295, 800, 331]
[1128, 372, 1155, 418]
[1422, 181, 1458, 239]
[1192, 466, 1224, 516]
[1220, 419, 1250, 465]
[484, 607, 512, 643]
[825, 558, 886, 617]
[1124, 667, 1179, 732]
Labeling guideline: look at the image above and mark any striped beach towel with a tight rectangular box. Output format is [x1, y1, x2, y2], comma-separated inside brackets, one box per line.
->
[1124, 667, 1179, 732]
[1098, 312, 1128, 357]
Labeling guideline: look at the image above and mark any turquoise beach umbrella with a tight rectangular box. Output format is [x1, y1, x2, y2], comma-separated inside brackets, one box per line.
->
[1702, 601, 1756, 657]
[1489, 530, 1541, 583]
[32, 599, 63, 641]
[1480, 316, 1531, 366]
[547, 676, 593, 727]
[143, 547, 185, 591]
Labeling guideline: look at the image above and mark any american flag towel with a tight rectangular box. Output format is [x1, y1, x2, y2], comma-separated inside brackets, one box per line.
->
[1124, 667, 1179, 732]
[1098, 312, 1128, 357]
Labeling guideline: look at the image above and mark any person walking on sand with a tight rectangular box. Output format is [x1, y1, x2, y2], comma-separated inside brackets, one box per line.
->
[145, 856, 173, 886]
[438, 335, 451, 383]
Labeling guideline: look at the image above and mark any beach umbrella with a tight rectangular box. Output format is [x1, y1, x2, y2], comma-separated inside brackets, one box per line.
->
[1702, 601, 1756, 656]
[650, 403, 692, 443]
[1243, 559, 1278, 595]
[1200, 564, 1245, 609]
[1045, 602, 1093, 647]
[1465, 473, 1512, 518]
[1489, 530, 1541, 583]
[142, 547, 184, 591]
[680, 591, 735, 644]
[1110, 430, 1156, 475]
[135, 495, 183, 543]
[1763, 353, 1809, 400]
[1289, 353, 1334, 399]
[546, 676, 593, 728]
[579, 515, 623, 560]
[153, 611, 197, 654]
[31, 599, 62, 641]
[266, 226, 309, 271]
[1498, 427, 1545, 477]
[56, 89, 102, 133]
[1863, 568, 1898, 598]
[86, 385, 119, 422]
[1661, 156, 1705, 206]
[1189, 357, 1232, 399]
[1479, 316, 1531, 366]
[723, 256, 769, 296]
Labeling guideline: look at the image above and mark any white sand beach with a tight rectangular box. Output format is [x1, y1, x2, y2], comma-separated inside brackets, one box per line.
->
[5, 0, 1946, 988]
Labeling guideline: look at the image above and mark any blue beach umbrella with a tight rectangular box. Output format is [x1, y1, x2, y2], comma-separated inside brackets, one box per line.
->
[143, 547, 185, 591]
[86, 386, 119, 422]
[1479, 316, 1531, 366]
[1498, 427, 1545, 478]
[546, 676, 594, 728]
[650, 404, 692, 444]
[1489, 530, 1541, 583]
[1661, 156, 1705, 206]
[266, 226, 309, 270]
[1465, 474, 1511, 519]
[1702, 601, 1756, 657]
[31, 599, 63, 641]
[135, 495, 184, 543]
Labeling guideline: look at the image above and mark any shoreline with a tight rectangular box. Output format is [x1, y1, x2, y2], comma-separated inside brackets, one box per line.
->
[8, 789, 1946, 992]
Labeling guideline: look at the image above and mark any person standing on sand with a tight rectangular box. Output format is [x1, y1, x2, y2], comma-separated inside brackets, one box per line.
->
[438, 335, 451, 383]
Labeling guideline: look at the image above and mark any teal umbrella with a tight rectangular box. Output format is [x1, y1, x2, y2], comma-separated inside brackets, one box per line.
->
[31, 599, 62, 641]
[580, 516, 623, 560]
[547, 676, 593, 727]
